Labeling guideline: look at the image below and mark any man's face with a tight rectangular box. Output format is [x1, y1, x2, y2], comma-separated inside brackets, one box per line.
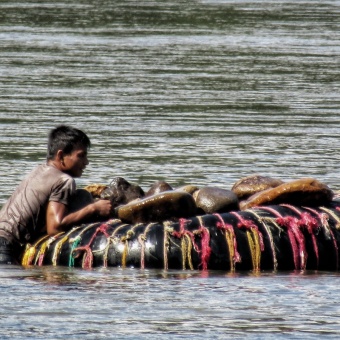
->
[62, 146, 89, 178]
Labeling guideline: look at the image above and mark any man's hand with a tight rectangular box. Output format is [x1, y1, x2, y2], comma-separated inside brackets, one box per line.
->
[92, 199, 112, 217]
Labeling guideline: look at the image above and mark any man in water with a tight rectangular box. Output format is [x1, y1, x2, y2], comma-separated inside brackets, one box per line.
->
[0, 125, 112, 265]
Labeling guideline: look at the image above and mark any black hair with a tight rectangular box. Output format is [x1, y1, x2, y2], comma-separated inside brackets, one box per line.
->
[47, 125, 91, 160]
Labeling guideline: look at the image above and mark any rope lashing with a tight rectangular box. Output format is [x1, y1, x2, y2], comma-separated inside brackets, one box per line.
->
[138, 223, 157, 269]
[246, 210, 278, 271]
[320, 207, 340, 229]
[280, 204, 320, 267]
[196, 216, 212, 270]
[258, 206, 306, 271]
[171, 218, 199, 270]
[101, 221, 129, 267]
[245, 230, 259, 270]
[213, 213, 241, 271]
[120, 228, 139, 268]
[68, 221, 102, 267]
[36, 232, 64, 266]
[71, 223, 111, 269]
[96, 221, 129, 268]
[163, 222, 172, 271]
[21, 234, 50, 266]
[230, 212, 264, 271]
[52, 227, 82, 266]
[304, 207, 338, 270]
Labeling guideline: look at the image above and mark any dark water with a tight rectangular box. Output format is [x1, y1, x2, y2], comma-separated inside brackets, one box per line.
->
[1, 0, 340, 338]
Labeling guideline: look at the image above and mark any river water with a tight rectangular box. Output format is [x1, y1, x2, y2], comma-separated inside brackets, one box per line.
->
[0, 0, 340, 338]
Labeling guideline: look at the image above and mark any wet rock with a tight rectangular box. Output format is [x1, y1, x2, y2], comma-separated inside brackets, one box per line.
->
[194, 186, 239, 214]
[145, 180, 173, 196]
[117, 191, 197, 224]
[232, 174, 284, 200]
[240, 178, 334, 210]
[100, 177, 145, 209]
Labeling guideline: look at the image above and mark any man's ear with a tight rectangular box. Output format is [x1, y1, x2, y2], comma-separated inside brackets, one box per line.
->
[55, 150, 65, 165]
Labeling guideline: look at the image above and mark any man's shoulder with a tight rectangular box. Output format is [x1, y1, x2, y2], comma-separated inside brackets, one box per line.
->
[31, 163, 71, 178]
[27, 164, 74, 187]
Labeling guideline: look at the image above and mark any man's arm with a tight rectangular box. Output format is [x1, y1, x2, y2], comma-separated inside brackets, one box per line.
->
[46, 199, 112, 236]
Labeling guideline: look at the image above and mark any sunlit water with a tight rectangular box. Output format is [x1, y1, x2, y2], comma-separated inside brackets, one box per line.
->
[0, 0, 340, 338]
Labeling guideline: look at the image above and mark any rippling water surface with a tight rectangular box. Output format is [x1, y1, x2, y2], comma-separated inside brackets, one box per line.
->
[1, 0, 340, 338]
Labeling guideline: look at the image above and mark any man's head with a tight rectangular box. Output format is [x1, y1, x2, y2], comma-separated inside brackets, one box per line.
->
[47, 125, 91, 177]
[47, 125, 91, 160]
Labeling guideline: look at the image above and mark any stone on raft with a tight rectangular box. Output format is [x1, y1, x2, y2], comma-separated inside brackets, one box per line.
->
[145, 180, 173, 196]
[100, 177, 145, 209]
[240, 178, 334, 210]
[117, 191, 197, 224]
[193, 186, 239, 214]
[176, 184, 199, 195]
[232, 174, 284, 200]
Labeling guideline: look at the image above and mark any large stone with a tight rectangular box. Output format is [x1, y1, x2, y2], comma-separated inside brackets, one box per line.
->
[117, 191, 197, 224]
[194, 186, 239, 214]
[232, 174, 284, 200]
[240, 178, 334, 210]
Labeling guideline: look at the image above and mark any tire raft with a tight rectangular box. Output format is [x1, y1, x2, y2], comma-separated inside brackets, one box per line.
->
[22, 201, 340, 271]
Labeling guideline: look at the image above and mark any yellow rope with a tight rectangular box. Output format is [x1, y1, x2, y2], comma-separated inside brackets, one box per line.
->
[163, 223, 170, 271]
[98, 222, 130, 267]
[120, 224, 142, 268]
[21, 246, 35, 266]
[138, 223, 157, 269]
[21, 235, 50, 266]
[213, 213, 240, 271]
[121, 239, 128, 268]
[246, 228, 261, 271]
[181, 236, 187, 270]
[246, 230, 256, 270]
[52, 228, 81, 266]
[253, 228, 261, 271]
[224, 230, 235, 271]
[184, 233, 194, 270]
[246, 210, 278, 271]
[35, 234, 61, 266]
[102, 227, 119, 267]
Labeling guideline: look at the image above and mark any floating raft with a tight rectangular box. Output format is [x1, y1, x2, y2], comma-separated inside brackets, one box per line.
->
[22, 201, 340, 271]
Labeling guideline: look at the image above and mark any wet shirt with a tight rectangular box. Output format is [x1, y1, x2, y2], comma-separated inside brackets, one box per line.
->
[0, 163, 75, 246]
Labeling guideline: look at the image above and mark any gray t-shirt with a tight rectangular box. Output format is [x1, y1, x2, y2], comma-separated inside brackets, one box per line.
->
[0, 163, 75, 246]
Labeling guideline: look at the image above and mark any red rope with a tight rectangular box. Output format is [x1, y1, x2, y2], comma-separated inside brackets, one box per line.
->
[173, 218, 211, 270]
[72, 223, 111, 269]
[277, 215, 307, 270]
[198, 222, 211, 271]
[172, 218, 200, 253]
[230, 212, 264, 251]
[257, 207, 304, 270]
[304, 207, 338, 270]
[214, 213, 241, 263]
[281, 204, 319, 267]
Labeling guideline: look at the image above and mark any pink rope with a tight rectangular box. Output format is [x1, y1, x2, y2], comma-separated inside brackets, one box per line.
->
[172, 218, 200, 253]
[198, 222, 211, 271]
[230, 212, 264, 251]
[214, 213, 241, 263]
[257, 207, 305, 270]
[73, 223, 111, 269]
[281, 204, 319, 267]
[304, 207, 338, 270]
